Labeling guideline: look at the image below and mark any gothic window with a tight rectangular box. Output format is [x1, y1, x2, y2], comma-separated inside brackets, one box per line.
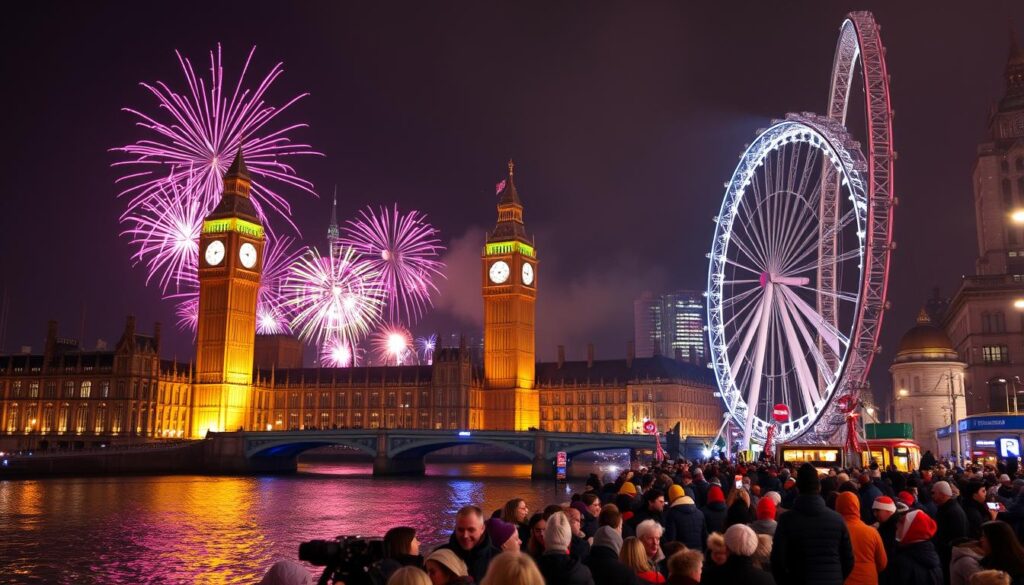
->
[353, 392, 363, 407]
[64, 380, 75, 397]
[304, 393, 314, 408]
[29, 381, 40, 398]
[80, 381, 91, 398]
[983, 313, 993, 333]
[1004, 179, 1014, 207]
[995, 312, 1007, 333]
[101, 381, 110, 398]
[320, 392, 330, 408]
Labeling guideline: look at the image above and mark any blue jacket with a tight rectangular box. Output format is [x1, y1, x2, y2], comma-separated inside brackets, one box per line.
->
[663, 500, 707, 550]
[770, 493, 854, 585]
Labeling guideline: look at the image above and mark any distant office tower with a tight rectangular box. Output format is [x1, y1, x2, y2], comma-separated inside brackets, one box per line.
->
[634, 290, 706, 363]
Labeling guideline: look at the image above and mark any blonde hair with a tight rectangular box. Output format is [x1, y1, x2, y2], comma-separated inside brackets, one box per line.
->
[480, 551, 545, 585]
[667, 547, 703, 577]
[386, 566, 431, 585]
[971, 570, 1011, 585]
[620, 536, 654, 574]
[707, 532, 726, 553]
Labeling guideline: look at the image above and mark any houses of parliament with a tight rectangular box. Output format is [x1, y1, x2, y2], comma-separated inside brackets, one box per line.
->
[0, 155, 721, 450]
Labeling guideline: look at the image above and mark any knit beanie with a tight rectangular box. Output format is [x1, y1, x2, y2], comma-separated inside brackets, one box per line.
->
[897, 509, 937, 544]
[484, 518, 517, 547]
[259, 560, 314, 585]
[764, 491, 782, 506]
[668, 484, 685, 503]
[619, 481, 638, 496]
[724, 524, 759, 557]
[425, 549, 469, 577]
[756, 496, 776, 521]
[592, 525, 624, 555]
[707, 485, 725, 504]
[544, 511, 572, 552]
[571, 501, 590, 517]
[872, 496, 896, 513]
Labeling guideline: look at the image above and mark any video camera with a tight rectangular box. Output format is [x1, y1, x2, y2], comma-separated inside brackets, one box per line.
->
[299, 536, 385, 585]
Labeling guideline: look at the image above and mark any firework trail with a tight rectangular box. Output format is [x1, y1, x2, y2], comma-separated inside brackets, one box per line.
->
[340, 205, 446, 325]
[113, 44, 321, 233]
[282, 247, 385, 347]
[256, 235, 304, 335]
[416, 334, 437, 365]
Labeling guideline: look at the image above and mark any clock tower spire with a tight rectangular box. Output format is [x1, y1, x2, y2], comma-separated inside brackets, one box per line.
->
[479, 160, 538, 431]
[193, 148, 265, 435]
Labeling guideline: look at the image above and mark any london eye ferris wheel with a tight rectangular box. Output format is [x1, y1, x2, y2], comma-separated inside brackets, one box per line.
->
[707, 12, 895, 447]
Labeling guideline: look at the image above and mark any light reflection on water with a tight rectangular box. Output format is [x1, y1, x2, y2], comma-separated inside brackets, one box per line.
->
[0, 460, 616, 584]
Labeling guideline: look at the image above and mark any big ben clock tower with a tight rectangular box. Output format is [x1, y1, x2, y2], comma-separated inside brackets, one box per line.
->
[481, 160, 539, 430]
[192, 150, 265, 436]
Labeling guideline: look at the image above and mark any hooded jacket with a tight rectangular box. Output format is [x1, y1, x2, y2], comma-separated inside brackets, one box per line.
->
[584, 543, 641, 585]
[949, 543, 984, 585]
[701, 554, 776, 585]
[770, 493, 854, 585]
[836, 491, 888, 585]
[537, 550, 596, 585]
[702, 487, 728, 535]
[663, 497, 707, 551]
[880, 541, 942, 585]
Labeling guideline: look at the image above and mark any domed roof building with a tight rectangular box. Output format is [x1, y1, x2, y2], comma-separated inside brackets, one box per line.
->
[889, 309, 966, 456]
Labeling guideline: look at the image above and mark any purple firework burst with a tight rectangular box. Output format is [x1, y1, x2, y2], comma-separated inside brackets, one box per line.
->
[339, 205, 446, 324]
[113, 43, 321, 233]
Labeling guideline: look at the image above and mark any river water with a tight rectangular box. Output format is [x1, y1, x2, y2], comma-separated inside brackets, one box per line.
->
[0, 459, 624, 584]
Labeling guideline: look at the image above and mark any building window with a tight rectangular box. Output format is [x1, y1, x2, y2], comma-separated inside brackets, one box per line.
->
[64, 381, 75, 398]
[983, 345, 1010, 364]
[80, 381, 92, 398]
[29, 381, 39, 398]
[101, 381, 110, 398]
[1004, 179, 1014, 207]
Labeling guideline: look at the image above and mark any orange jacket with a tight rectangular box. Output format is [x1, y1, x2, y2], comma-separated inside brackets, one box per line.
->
[836, 491, 888, 585]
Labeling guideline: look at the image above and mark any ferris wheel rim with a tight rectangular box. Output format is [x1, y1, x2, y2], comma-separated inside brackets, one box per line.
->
[707, 113, 869, 444]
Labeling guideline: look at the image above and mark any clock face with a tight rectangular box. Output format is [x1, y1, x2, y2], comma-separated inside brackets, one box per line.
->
[239, 242, 258, 269]
[489, 260, 510, 284]
[204, 240, 225, 266]
[522, 262, 534, 286]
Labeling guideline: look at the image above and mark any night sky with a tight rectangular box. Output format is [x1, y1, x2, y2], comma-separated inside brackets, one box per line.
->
[1, 2, 1022, 408]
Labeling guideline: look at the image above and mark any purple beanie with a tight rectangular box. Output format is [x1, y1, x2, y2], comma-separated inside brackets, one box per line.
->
[485, 517, 517, 546]
[571, 501, 590, 516]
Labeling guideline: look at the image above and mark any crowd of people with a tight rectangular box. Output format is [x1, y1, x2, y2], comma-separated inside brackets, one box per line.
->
[259, 452, 1024, 585]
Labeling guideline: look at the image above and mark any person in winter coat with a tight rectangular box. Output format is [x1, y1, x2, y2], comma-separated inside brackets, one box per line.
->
[933, 480, 969, 584]
[702, 486, 728, 535]
[836, 491, 888, 585]
[439, 506, 501, 584]
[536, 511, 595, 585]
[964, 482, 997, 539]
[577, 494, 602, 538]
[663, 490, 707, 551]
[258, 560, 314, 585]
[479, 551, 545, 585]
[979, 521, 1024, 585]
[881, 509, 942, 585]
[725, 488, 753, 529]
[621, 536, 666, 584]
[692, 469, 712, 508]
[584, 526, 641, 585]
[873, 496, 901, 557]
[859, 474, 885, 525]
[770, 463, 854, 585]
[749, 497, 778, 537]
[377, 526, 425, 582]
[500, 498, 531, 546]
[637, 519, 668, 579]
[564, 507, 592, 561]
[949, 540, 985, 585]
[485, 518, 523, 553]
[700, 524, 776, 585]
[626, 489, 667, 538]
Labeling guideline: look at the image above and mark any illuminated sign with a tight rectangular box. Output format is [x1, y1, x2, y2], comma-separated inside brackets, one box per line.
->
[1000, 437, 1021, 458]
[458, 431, 471, 437]
[203, 218, 265, 238]
[974, 440, 996, 447]
[556, 451, 567, 481]
[485, 241, 536, 258]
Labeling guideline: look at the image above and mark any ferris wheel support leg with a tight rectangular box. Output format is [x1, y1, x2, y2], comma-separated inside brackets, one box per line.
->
[744, 284, 774, 447]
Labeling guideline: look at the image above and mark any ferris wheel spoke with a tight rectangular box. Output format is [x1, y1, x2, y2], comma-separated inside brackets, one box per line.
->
[780, 289, 838, 391]
[792, 282, 859, 304]
[738, 190, 772, 267]
[777, 181, 823, 270]
[721, 285, 762, 310]
[750, 165, 776, 265]
[743, 284, 774, 445]
[722, 250, 766, 276]
[728, 293, 766, 383]
[784, 246, 861, 277]
[723, 289, 763, 335]
[728, 229, 768, 269]
[778, 284, 849, 355]
[775, 288, 821, 415]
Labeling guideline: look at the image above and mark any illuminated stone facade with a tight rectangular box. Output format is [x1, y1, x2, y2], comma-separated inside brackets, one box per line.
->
[0, 159, 722, 448]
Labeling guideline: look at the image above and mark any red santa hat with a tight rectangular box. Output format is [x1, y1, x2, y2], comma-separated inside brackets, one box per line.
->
[897, 491, 915, 507]
[896, 509, 937, 544]
[872, 496, 896, 513]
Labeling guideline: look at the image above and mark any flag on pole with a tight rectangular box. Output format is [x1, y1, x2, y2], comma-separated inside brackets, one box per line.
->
[495, 179, 507, 195]
[654, 432, 666, 462]
[764, 423, 776, 458]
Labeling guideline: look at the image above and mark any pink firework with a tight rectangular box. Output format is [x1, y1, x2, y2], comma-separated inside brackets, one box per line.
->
[257, 235, 303, 335]
[120, 173, 207, 294]
[372, 325, 413, 366]
[113, 44, 321, 233]
[339, 205, 446, 324]
[282, 247, 385, 346]
[174, 295, 199, 332]
[320, 337, 354, 367]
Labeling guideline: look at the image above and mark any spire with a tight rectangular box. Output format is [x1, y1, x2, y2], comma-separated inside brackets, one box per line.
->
[225, 147, 249, 180]
[327, 186, 340, 241]
[999, 22, 1024, 112]
[488, 159, 530, 243]
[498, 158, 521, 207]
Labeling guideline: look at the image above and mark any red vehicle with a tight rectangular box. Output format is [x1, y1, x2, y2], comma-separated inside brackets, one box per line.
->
[860, 439, 921, 472]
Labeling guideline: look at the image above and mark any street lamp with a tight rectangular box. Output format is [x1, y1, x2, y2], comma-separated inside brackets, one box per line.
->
[1012, 209, 1024, 224]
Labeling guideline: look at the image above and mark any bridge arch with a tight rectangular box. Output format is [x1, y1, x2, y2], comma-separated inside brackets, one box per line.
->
[388, 437, 534, 462]
[246, 437, 377, 459]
